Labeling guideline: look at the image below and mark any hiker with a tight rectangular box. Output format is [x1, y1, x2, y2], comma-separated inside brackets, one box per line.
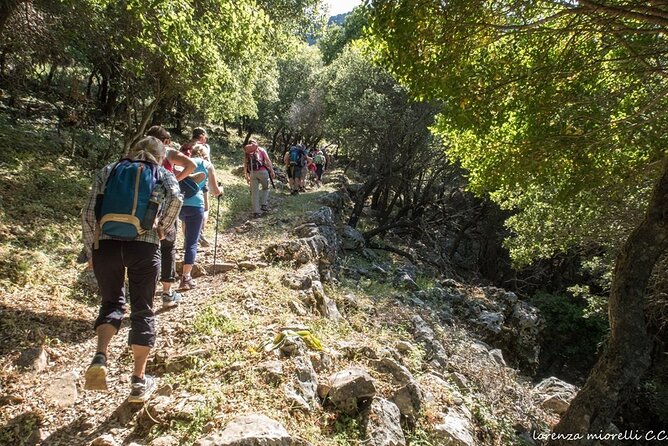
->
[243, 139, 275, 218]
[179, 143, 222, 290]
[313, 148, 326, 185]
[145, 125, 201, 307]
[284, 144, 306, 195]
[306, 153, 317, 185]
[81, 136, 183, 402]
[194, 128, 213, 247]
[298, 145, 311, 192]
[181, 127, 213, 247]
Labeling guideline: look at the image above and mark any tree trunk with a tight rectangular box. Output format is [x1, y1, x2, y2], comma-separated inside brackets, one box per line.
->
[45, 63, 58, 87]
[550, 159, 668, 445]
[348, 179, 379, 228]
[243, 130, 252, 146]
[271, 127, 281, 153]
[0, 0, 25, 35]
[123, 97, 161, 153]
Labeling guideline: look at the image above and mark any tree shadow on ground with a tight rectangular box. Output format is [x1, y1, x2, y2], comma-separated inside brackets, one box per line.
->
[40, 400, 145, 446]
[0, 411, 43, 446]
[0, 304, 92, 357]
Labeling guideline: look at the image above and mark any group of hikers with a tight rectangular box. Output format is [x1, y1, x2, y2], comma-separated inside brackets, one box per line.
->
[80, 126, 328, 403]
[243, 140, 328, 217]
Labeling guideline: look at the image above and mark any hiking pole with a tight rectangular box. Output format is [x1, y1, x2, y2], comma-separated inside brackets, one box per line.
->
[213, 184, 221, 275]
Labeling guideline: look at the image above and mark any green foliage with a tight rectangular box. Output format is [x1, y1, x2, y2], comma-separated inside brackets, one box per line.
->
[318, 6, 367, 64]
[151, 400, 217, 444]
[366, 0, 668, 264]
[531, 292, 608, 371]
[331, 414, 363, 445]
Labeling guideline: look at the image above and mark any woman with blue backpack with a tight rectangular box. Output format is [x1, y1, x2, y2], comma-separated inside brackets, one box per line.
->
[81, 136, 183, 403]
[179, 143, 222, 290]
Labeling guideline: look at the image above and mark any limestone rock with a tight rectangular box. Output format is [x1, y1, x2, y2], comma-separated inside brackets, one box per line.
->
[373, 357, 414, 385]
[257, 360, 283, 385]
[339, 225, 365, 251]
[285, 385, 311, 412]
[195, 413, 293, 446]
[279, 334, 307, 358]
[44, 371, 78, 407]
[307, 207, 335, 226]
[238, 261, 258, 270]
[411, 316, 448, 369]
[90, 434, 119, 446]
[431, 410, 475, 446]
[326, 368, 376, 414]
[208, 262, 236, 275]
[177, 261, 207, 278]
[391, 383, 423, 419]
[395, 271, 418, 291]
[312, 281, 342, 322]
[362, 398, 406, 446]
[293, 356, 319, 404]
[319, 191, 350, 210]
[395, 341, 415, 355]
[489, 349, 506, 367]
[16, 346, 48, 372]
[534, 377, 578, 415]
[150, 436, 178, 446]
[477, 311, 504, 334]
[288, 300, 308, 316]
[282, 264, 319, 290]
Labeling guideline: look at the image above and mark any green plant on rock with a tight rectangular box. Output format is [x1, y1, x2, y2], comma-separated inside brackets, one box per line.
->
[192, 306, 242, 338]
[332, 414, 363, 445]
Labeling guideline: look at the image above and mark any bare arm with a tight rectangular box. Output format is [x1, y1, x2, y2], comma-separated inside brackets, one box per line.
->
[207, 163, 223, 197]
[243, 152, 250, 183]
[167, 148, 197, 181]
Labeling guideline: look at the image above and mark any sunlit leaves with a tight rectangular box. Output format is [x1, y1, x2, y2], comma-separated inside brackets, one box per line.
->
[366, 0, 668, 263]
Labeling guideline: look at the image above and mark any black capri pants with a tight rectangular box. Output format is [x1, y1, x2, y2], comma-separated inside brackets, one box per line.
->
[92, 239, 160, 347]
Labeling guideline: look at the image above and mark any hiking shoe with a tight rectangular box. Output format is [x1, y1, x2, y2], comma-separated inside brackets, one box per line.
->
[179, 275, 196, 290]
[199, 235, 211, 248]
[291, 190, 299, 196]
[76, 248, 88, 264]
[261, 205, 269, 212]
[127, 374, 156, 403]
[84, 353, 108, 391]
[162, 291, 182, 308]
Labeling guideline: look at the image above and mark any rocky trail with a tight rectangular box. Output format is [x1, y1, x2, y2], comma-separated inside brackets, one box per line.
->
[1, 174, 571, 446]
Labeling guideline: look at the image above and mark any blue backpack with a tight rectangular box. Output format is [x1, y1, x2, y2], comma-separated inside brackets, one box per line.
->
[289, 146, 303, 166]
[95, 159, 162, 240]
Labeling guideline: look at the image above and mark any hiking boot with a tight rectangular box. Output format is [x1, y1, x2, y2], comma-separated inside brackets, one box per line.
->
[84, 353, 108, 391]
[199, 235, 211, 247]
[179, 275, 196, 290]
[127, 374, 156, 403]
[291, 190, 299, 196]
[162, 291, 182, 308]
[261, 205, 269, 212]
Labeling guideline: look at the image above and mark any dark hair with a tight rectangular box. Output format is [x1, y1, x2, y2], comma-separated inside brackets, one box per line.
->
[192, 127, 207, 139]
[181, 142, 194, 157]
[146, 125, 170, 141]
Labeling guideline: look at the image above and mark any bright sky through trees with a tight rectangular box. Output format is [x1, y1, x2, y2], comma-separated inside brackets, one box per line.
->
[326, 0, 361, 15]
